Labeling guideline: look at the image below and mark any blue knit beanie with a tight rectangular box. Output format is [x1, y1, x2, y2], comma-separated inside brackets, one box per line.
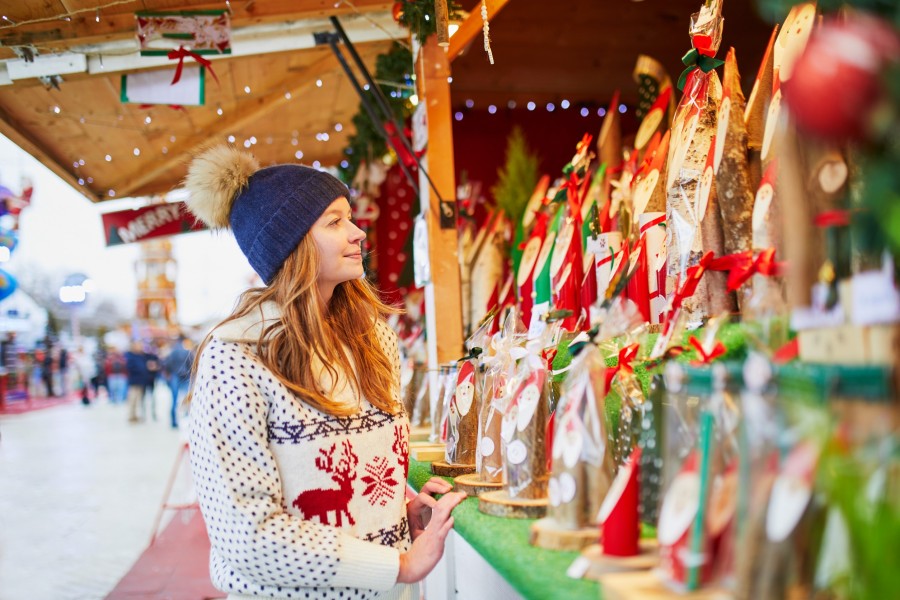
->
[183, 146, 350, 284]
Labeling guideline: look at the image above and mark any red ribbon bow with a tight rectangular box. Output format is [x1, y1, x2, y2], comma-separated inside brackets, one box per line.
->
[139, 103, 185, 112]
[167, 46, 219, 86]
[706, 248, 784, 292]
[688, 335, 726, 365]
[813, 210, 851, 228]
[665, 251, 714, 322]
[604, 343, 640, 391]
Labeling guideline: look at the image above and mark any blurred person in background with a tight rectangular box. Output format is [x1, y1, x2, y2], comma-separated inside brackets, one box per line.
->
[162, 334, 194, 429]
[72, 345, 96, 406]
[106, 348, 127, 404]
[125, 340, 150, 423]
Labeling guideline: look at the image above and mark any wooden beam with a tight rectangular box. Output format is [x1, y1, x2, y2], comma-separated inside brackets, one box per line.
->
[415, 36, 463, 364]
[110, 45, 380, 198]
[0, 104, 99, 202]
[447, 0, 511, 63]
[0, 0, 392, 49]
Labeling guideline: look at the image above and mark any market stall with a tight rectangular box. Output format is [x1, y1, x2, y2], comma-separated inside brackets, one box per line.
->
[394, 1, 900, 599]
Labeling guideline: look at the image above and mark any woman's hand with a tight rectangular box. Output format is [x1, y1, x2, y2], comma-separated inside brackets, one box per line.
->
[397, 488, 466, 584]
[408, 477, 453, 540]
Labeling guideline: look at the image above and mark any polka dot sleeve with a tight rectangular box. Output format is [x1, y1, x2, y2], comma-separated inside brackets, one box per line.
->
[188, 339, 399, 597]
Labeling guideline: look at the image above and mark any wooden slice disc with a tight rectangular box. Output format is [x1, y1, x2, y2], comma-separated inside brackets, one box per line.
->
[598, 568, 729, 600]
[529, 517, 598, 551]
[478, 489, 548, 519]
[580, 539, 659, 580]
[431, 461, 476, 477]
[454, 472, 504, 496]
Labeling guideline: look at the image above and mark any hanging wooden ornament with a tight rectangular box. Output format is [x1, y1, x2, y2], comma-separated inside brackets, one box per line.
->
[435, 0, 451, 47]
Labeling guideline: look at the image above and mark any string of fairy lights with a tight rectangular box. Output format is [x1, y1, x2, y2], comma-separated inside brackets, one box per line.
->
[52, 89, 628, 199]
[3, 0, 631, 199]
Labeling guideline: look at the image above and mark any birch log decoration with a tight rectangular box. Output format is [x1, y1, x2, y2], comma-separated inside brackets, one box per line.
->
[633, 130, 670, 217]
[744, 27, 777, 192]
[547, 353, 615, 529]
[666, 70, 726, 323]
[446, 359, 480, 466]
[700, 135, 737, 316]
[714, 48, 755, 258]
[632, 54, 675, 154]
[597, 91, 623, 173]
[470, 214, 507, 330]
[435, 0, 450, 47]
[761, 4, 817, 170]
[504, 368, 550, 499]
[477, 368, 506, 483]
[780, 134, 850, 309]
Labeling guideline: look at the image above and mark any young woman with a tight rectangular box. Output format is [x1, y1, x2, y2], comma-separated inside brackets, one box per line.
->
[184, 145, 465, 599]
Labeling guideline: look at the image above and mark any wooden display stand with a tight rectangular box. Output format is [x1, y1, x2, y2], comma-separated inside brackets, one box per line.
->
[409, 426, 431, 442]
[479, 489, 548, 519]
[598, 569, 730, 600]
[529, 517, 598, 551]
[411, 443, 446, 462]
[454, 472, 503, 496]
[579, 540, 658, 580]
[431, 460, 476, 477]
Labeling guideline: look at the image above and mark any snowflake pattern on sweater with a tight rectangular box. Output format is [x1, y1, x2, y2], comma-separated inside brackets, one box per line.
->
[189, 306, 414, 600]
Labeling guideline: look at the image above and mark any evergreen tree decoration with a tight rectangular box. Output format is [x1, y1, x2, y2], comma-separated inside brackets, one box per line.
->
[492, 127, 539, 276]
[492, 126, 539, 226]
[338, 42, 415, 184]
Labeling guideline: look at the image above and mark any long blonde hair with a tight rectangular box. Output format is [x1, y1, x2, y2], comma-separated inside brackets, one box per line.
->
[192, 235, 401, 417]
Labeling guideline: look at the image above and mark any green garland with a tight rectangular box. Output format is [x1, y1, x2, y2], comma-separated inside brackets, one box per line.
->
[397, 0, 464, 45]
[337, 42, 415, 184]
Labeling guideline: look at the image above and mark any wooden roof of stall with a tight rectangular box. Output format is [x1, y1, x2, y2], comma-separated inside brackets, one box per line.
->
[0, 0, 774, 202]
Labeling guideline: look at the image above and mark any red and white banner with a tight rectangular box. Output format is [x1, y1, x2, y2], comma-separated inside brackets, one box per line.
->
[101, 201, 206, 247]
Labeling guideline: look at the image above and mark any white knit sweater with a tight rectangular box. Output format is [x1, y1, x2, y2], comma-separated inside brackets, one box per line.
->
[189, 303, 415, 599]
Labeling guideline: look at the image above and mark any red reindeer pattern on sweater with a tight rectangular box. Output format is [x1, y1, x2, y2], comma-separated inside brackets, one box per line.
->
[393, 424, 410, 480]
[292, 440, 360, 526]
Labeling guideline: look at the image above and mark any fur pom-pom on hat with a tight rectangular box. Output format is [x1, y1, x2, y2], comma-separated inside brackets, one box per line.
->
[182, 143, 350, 284]
[184, 145, 259, 229]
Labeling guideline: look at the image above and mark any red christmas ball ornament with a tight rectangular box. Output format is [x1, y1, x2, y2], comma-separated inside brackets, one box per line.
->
[783, 13, 900, 142]
[392, 1, 404, 23]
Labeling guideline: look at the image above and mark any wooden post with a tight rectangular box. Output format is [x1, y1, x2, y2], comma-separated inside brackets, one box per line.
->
[415, 37, 464, 366]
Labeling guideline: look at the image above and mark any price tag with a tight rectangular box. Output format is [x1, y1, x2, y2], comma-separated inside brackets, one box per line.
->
[527, 301, 550, 339]
[850, 270, 900, 326]
[566, 556, 591, 579]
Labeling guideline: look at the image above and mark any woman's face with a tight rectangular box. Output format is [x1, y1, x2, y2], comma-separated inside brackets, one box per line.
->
[309, 196, 365, 300]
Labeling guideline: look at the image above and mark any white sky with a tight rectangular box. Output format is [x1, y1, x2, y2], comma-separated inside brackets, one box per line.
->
[0, 134, 258, 327]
